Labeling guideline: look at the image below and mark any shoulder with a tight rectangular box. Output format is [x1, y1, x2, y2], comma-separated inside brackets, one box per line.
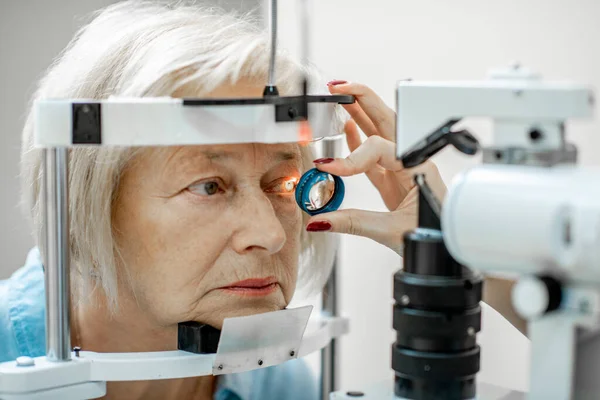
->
[0, 248, 46, 363]
[218, 358, 318, 400]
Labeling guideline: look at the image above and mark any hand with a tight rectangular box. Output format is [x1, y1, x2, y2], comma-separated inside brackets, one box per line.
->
[305, 81, 447, 255]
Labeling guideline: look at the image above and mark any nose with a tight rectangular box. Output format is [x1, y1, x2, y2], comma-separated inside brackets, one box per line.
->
[230, 191, 287, 255]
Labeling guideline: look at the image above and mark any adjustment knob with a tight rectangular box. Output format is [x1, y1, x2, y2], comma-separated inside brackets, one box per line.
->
[512, 275, 562, 319]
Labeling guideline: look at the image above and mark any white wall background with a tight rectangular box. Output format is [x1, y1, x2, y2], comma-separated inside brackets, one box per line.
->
[0, 0, 114, 279]
[2, 0, 600, 396]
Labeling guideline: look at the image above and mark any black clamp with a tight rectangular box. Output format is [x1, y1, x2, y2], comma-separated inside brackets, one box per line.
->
[72, 103, 102, 144]
[177, 322, 221, 354]
[400, 119, 479, 168]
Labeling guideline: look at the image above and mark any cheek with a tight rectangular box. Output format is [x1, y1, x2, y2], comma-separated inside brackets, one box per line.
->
[114, 184, 304, 325]
[114, 191, 233, 324]
[273, 198, 302, 249]
[272, 198, 303, 290]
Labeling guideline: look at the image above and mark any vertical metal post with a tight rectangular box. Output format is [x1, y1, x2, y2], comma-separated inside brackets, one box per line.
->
[318, 138, 342, 399]
[44, 147, 71, 361]
[320, 252, 338, 399]
[267, 0, 277, 87]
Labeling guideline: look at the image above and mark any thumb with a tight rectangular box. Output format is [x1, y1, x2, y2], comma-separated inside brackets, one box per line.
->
[305, 209, 415, 255]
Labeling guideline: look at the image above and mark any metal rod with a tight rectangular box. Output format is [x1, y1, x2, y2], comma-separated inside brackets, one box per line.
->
[320, 253, 338, 399]
[268, 0, 277, 87]
[299, 0, 310, 98]
[319, 137, 341, 398]
[44, 147, 72, 361]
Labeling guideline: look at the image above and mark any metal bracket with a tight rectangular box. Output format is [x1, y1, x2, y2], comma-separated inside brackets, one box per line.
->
[275, 99, 308, 122]
[482, 143, 578, 167]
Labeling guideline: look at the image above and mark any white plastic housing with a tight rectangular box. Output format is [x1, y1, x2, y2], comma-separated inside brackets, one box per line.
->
[442, 165, 600, 283]
[395, 79, 593, 157]
[34, 98, 344, 147]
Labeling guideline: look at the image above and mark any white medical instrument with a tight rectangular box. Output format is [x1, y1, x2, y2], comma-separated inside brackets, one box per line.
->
[332, 65, 598, 400]
[1, 0, 599, 399]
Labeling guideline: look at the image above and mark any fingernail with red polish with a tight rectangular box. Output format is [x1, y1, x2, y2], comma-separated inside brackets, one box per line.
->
[306, 221, 332, 232]
[313, 158, 335, 164]
[327, 80, 348, 86]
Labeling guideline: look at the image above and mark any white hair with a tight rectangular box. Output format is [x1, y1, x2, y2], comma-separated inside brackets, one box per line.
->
[20, 0, 342, 311]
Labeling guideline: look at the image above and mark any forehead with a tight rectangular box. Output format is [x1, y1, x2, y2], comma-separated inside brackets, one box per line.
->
[166, 143, 301, 164]
[152, 143, 302, 179]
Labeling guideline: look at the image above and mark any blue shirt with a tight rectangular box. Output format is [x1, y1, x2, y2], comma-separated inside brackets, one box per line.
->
[0, 248, 318, 400]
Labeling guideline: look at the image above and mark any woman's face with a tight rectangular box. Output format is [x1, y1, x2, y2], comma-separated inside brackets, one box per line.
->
[112, 84, 304, 329]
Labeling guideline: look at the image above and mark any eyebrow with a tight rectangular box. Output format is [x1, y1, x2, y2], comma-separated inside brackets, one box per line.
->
[201, 150, 239, 161]
[276, 151, 300, 161]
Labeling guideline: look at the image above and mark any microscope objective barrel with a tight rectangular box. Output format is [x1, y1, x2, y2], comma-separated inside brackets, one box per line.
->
[393, 224, 483, 399]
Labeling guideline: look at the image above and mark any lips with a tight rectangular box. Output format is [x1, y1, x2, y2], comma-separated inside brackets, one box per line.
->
[219, 277, 279, 296]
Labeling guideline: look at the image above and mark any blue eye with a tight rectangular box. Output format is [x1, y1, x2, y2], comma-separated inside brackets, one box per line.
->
[189, 181, 221, 196]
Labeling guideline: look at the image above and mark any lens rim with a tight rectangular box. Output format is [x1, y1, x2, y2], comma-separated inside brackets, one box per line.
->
[295, 168, 345, 216]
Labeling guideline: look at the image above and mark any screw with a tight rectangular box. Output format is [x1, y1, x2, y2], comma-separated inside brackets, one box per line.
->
[529, 128, 544, 142]
[400, 295, 410, 306]
[289, 350, 295, 357]
[73, 346, 81, 357]
[218, 364, 224, 370]
[467, 327, 475, 336]
[424, 365, 431, 372]
[81, 105, 90, 113]
[258, 359, 264, 366]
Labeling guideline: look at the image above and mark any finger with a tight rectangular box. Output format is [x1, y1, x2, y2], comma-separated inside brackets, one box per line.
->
[329, 84, 378, 137]
[306, 208, 415, 255]
[344, 119, 362, 152]
[338, 101, 379, 137]
[329, 82, 396, 141]
[407, 160, 448, 201]
[345, 119, 386, 189]
[315, 135, 403, 177]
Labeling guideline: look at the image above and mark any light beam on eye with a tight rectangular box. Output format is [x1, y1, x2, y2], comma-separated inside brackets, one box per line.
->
[284, 177, 299, 193]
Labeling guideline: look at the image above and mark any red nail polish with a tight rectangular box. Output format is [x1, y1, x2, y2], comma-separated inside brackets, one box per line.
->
[327, 80, 348, 86]
[313, 158, 335, 164]
[306, 221, 332, 232]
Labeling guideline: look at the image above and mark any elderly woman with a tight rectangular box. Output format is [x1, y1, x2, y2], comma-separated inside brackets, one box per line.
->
[0, 2, 523, 400]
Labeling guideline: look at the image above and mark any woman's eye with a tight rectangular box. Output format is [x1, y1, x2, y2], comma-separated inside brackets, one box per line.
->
[267, 177, 298, 194]
[188, 181, 222, 196]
